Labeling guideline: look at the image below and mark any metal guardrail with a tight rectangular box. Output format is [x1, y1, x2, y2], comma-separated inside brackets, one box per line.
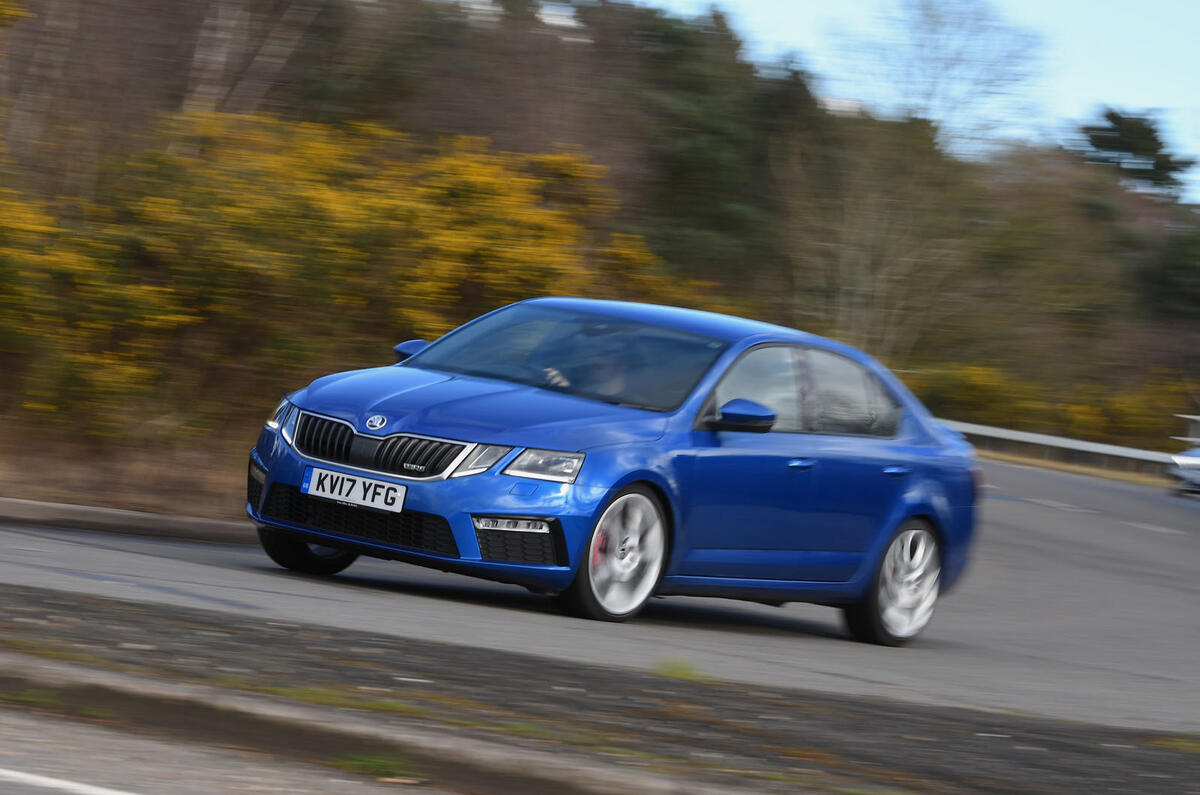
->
[938, 419, 1176, 476]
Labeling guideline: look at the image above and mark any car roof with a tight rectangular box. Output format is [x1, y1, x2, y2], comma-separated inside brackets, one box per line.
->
[523, 297, 815, 344]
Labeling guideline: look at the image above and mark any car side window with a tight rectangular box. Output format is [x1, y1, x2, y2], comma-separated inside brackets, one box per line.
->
[712, 346, 803, 432]
[866, 371, 902, 437]
[806, 348, 899, 437]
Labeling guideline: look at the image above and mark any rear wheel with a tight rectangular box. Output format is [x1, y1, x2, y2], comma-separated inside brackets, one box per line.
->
[844, 521, 940, 646]
[559, 486, 667, 621]
[258, 527, 358, 576]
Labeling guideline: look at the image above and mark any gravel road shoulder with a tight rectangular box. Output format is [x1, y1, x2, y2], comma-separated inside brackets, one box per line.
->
[2, 583, 1197, 794]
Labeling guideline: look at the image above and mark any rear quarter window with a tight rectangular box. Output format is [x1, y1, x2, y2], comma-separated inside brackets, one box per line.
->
[806, 348, 901, 437]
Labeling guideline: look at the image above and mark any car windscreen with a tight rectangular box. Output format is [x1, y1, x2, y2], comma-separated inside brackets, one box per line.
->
[405, 304, 729, 411]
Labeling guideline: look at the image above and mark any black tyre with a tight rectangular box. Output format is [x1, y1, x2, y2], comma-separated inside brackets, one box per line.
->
[257, 527, 358, 576]
[844, 520, 941, 646]
[558, 485, 668, 622]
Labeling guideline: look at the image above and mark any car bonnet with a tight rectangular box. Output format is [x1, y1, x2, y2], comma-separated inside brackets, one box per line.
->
[294, 365, 668, 451]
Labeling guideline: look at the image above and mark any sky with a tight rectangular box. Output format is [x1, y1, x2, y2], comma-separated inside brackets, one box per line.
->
[639, 0, 1200, 198]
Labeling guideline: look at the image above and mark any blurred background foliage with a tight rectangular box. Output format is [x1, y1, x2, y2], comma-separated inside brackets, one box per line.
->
[0, 0, 1198, 458]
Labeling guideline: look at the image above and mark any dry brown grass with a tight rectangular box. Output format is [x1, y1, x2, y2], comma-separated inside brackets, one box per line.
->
[0, 432, 248, 519]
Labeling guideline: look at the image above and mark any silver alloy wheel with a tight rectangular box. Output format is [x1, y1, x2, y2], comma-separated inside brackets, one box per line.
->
[587, 492, 666, 616]
[878, 527, 940, 639]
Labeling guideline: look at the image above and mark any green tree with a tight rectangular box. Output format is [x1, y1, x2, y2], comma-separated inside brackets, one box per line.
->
[497, 0, 540, 24]
[1080, 108, 1195, 196]
[1141, 229, 1200, 319]
[578, 4, 817, 283]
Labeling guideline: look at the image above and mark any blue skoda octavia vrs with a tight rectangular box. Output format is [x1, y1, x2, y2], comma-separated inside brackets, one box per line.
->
[247, 298, 978, 645]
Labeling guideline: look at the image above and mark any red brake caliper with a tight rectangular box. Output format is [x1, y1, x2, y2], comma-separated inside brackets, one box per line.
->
[593, 531, 608, 566]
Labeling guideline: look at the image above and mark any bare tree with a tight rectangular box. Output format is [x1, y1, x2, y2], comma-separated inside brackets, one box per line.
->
[182, 0, 245, 113]
[179, 0, 327, 115]
[221, 0, 326, 113]
[839, 0, 1041, 149]
[773, 117, 979, 364]
[4, 0, 78, 163]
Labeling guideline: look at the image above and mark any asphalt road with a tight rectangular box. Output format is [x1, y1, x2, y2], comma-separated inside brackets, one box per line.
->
[0, 460, 1196, 733]
[0, 708, 436, 795]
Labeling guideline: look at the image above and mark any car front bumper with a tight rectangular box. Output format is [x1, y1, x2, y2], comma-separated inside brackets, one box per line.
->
[1168, 466, 1200, 492]
[246, 426, 607, 591]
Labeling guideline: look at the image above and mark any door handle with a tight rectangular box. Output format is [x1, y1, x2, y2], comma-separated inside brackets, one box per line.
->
[788, 458, 816, 470]
[883, 465, 911, 477]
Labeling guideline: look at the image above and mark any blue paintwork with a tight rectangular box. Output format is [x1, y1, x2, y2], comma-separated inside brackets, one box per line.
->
[249, 297, 977, 604]
[392, 339, 429, 361]
[710, 398, 776, 432]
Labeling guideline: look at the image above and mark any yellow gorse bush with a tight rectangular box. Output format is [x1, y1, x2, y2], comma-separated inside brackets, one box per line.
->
[905, 364, 1197, 449]
[0, 0, 28, 26]
[0, 111, 1190, 446]
[3, 113, 703, 434]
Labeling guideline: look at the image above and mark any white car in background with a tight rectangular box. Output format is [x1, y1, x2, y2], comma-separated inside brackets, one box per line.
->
[1167, 448, 1200, 496]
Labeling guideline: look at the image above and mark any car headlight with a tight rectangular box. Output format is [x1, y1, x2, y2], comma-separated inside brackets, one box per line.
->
[503, 449, 585, 484]
[266, 396, 300, 444]
[266, 398, 290, 429]
[450, 445, 513, 478]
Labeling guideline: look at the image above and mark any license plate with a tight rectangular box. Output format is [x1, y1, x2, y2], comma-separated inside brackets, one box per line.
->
[301, 467, 406, 513]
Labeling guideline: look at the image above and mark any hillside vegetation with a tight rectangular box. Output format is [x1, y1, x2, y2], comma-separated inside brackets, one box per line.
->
[1, 0, 1197, 461]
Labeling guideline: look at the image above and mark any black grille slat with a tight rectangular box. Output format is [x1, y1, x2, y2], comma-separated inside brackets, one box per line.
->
[374, 437, 391, 468]
[386, 437, 408, 470]
[323, 420, 337, 457]
[431, 445, 459, 474]
[262, 484, 459, 557]
[378, 436, 414, 472]
[396, 437, 416, 468]
[291, 413, 464, 479]
[315, 415, 328, 454]
[297, 415, 310, 450]
[411, 440, 434, 469]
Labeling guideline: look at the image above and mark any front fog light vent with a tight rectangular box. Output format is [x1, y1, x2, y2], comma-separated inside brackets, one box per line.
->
[472, 516, 550, 534]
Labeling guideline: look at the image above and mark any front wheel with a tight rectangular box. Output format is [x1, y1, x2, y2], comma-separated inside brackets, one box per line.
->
[258, 527, 359, 576]
[844, 521, 940, 646]
[558, 486, 667, 621]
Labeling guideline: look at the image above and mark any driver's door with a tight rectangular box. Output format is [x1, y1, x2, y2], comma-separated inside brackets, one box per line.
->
[676, 345, 829, 580]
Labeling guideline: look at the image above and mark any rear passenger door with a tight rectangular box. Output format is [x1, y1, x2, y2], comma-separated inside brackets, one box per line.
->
[801, 348, 910, 575]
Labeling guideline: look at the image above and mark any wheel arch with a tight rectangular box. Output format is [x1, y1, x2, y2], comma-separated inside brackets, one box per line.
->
[586, 471, 679, 572]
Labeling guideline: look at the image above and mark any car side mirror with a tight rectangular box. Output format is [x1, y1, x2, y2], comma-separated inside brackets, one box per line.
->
[708, 398, 776, 433]
[393, 339, 428, 363]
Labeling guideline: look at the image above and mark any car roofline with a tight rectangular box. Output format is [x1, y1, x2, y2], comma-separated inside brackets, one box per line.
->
[520, 296, 820, 344]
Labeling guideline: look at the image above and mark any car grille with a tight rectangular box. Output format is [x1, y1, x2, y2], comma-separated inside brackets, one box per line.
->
[476, 526, 565, 566]
[375, 435, 464, 478]
[293, 413, 465, 479]
[294, 413, 354, 463]
[261, 484, 460, 557]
